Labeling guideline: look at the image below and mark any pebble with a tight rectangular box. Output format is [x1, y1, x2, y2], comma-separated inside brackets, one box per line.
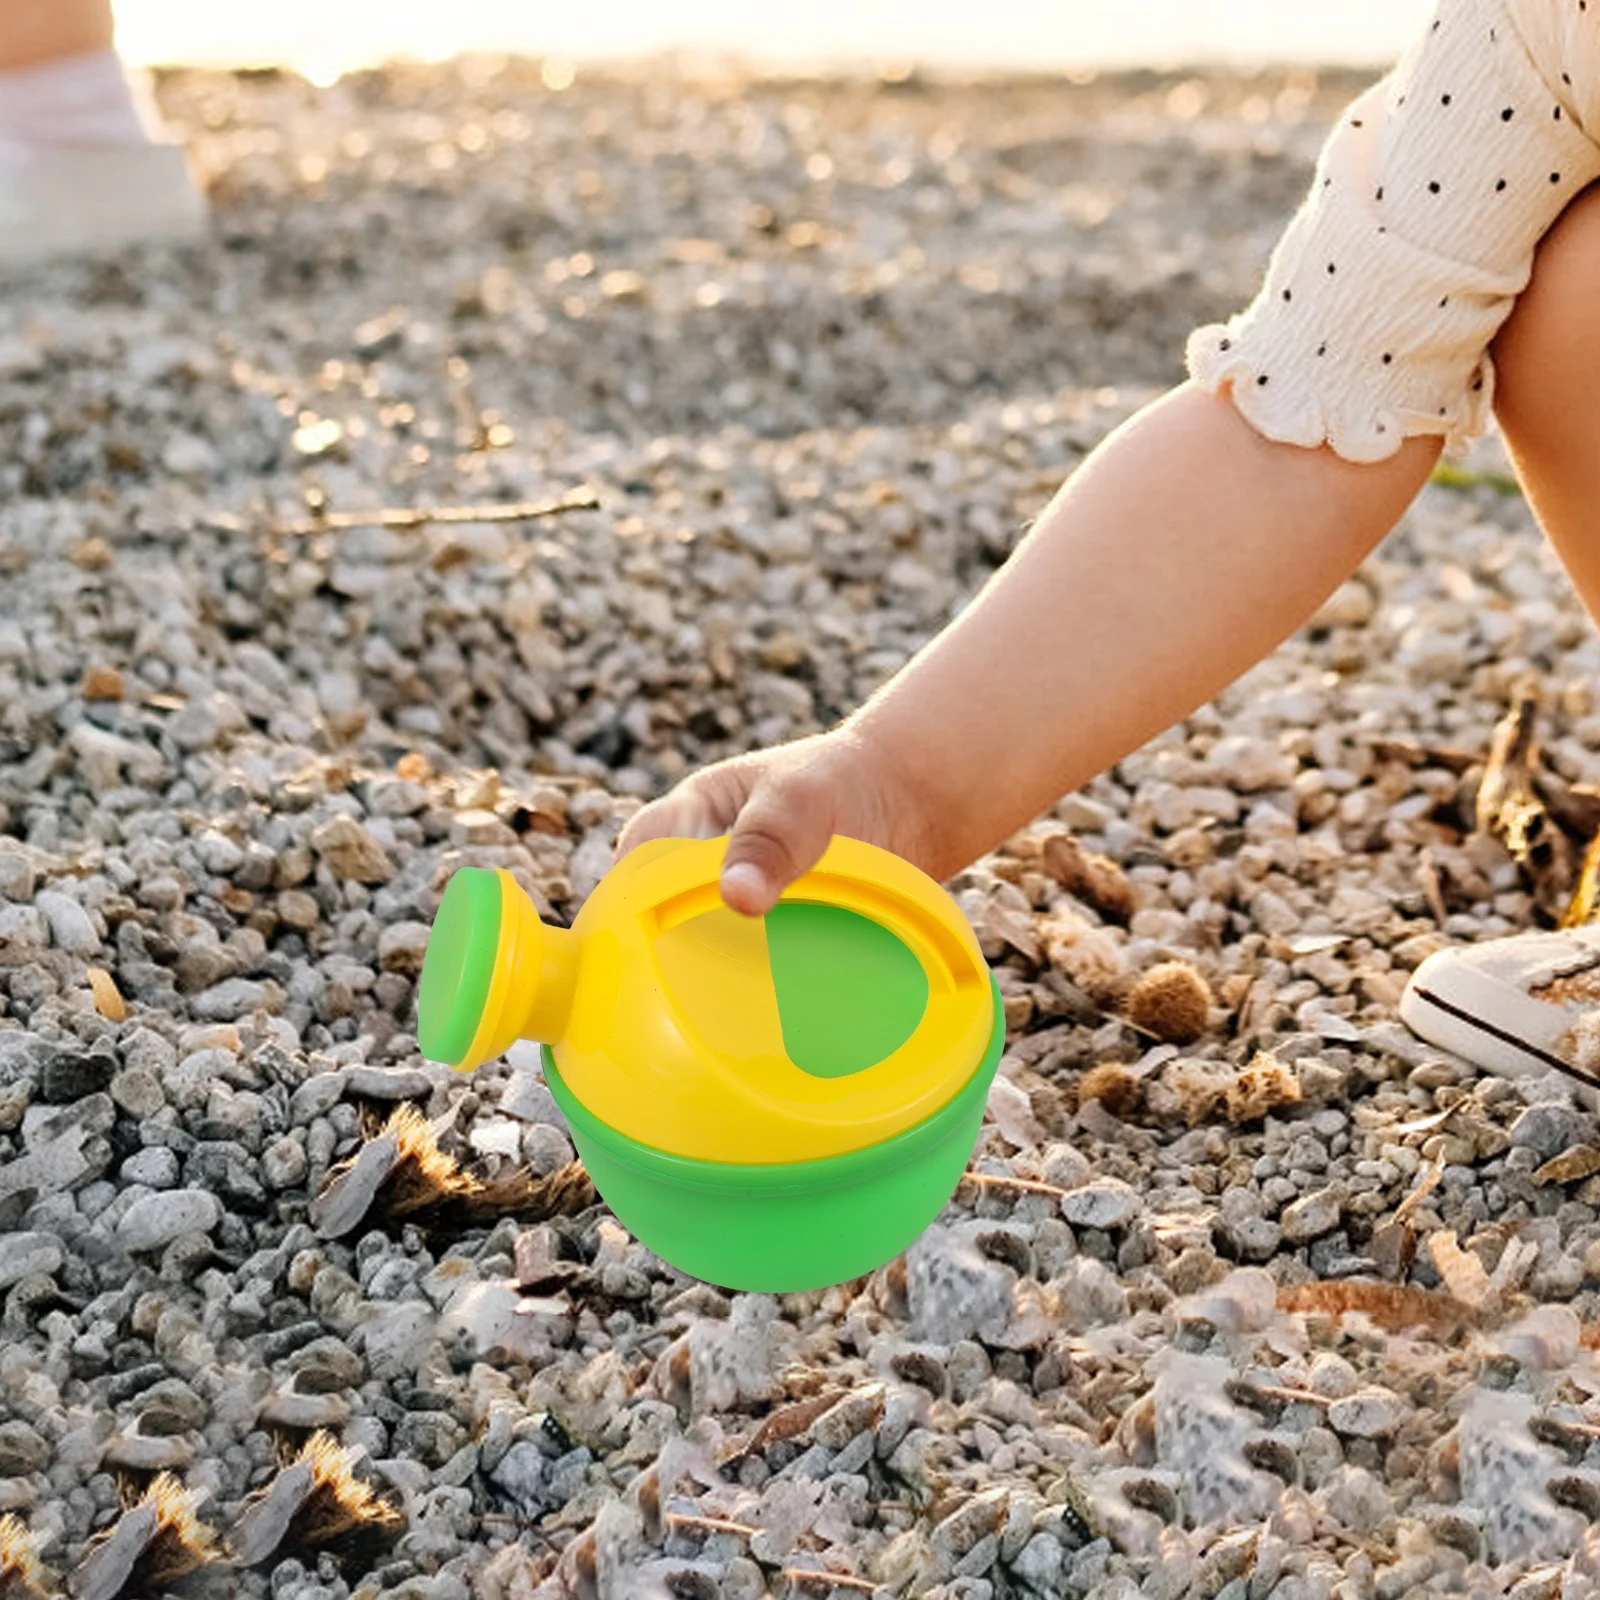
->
[0, 1233, 63, 1290]
[1327, 1388, 1407, 1440]
[1280, 1186, 1344, 1244]
[116, 1189, 223, 1253]
[34, 890, 98, 953]
[1510, 1103, 1595, 1164]
[1059, 1178, 1143, 1230]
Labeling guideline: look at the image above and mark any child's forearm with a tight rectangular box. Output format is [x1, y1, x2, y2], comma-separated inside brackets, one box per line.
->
[848, 381, 1441, 876]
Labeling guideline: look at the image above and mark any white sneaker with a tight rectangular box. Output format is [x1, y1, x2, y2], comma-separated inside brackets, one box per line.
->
[0, 138, 205, 267]
[1400, 924, 1600, 1089]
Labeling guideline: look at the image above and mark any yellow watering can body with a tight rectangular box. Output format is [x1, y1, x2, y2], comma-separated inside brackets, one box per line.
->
[430, 834, 995, 1165]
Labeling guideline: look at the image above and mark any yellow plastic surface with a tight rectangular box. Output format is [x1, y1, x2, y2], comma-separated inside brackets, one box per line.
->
[477, 835, 994, 1165]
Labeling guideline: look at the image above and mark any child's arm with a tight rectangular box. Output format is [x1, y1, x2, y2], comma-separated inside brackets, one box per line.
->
[619, 379, 1440, 914]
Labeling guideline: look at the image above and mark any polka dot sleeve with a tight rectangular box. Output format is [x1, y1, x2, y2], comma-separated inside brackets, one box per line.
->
[1187, 0, 1600, 464]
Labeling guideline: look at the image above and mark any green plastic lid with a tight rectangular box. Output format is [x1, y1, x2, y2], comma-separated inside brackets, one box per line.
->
[417, 867, 502, 1067]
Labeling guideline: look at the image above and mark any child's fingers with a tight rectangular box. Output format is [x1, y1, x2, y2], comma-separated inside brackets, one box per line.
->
[614, 768, 746, 858]
[719, 773, 832, 917]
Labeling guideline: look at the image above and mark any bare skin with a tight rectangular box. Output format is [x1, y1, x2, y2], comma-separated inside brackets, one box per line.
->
[620, 182, 1600, 919]
[0, 0, 114, 71]
[619, 382, 1440, 912]
[1490, 182, 1600, 621]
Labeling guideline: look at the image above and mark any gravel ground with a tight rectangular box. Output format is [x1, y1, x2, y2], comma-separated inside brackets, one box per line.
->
[4, 55, 1600, 1600]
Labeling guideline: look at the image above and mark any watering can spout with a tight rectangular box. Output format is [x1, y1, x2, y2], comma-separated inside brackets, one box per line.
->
[417, 868, 579, 1071]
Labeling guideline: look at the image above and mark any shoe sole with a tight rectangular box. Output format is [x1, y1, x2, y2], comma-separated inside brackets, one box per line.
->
[1399, 979, 1587, 1084]
[0, 141, 206, 266]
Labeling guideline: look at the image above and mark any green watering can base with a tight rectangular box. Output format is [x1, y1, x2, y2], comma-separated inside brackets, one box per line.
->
[541, 972, 1005, 1292]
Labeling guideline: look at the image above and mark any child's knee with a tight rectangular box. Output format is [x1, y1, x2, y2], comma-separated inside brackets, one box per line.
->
[1493, 181, 1600, 435]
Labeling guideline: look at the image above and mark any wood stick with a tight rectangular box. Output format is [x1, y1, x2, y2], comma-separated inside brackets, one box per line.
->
[958, 1171, 1068, 1198]
[781, 1570, 881, 1593]
[666, 1514, 757, 1537]
[274, 489, 600, 537]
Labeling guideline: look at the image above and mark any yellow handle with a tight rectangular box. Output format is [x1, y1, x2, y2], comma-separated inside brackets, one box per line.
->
[616, 833, 981, 995]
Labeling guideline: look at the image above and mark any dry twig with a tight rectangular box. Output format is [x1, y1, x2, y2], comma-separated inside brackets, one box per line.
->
[274, 488, 599, 537]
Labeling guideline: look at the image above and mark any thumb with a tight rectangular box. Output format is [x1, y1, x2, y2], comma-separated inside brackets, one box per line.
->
[719, 776, 832, 917]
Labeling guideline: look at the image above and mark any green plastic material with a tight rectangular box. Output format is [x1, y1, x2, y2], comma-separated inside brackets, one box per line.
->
[765, 902, 929, 1079]
[417, 867, 502, 1068]
[541, 972, 1005, 1292]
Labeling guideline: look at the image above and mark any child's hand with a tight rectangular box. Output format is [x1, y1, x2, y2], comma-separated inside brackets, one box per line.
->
[614, 727, 939, 917]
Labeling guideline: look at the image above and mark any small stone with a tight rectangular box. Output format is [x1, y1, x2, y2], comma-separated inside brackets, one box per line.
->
[0, 1233, 63, 1290]
[262, 1134, 308, 1190]
[1532, 1145, 1600, 1186]
[82, 666, 125, 702]
[1281, 1186, 1344, 1244]
[0, 844, 36, 903]
[810, 1385, 886, 1448]
[195, 832, 245, 875]
[117, 1189, 223, 1253]
[277, 889, 321, 930]
[1013, 1532, 1065, 1592]
[1327, 1387, 1406, 1440]
[490, 1441, 548, 1511]
[1511, 1104, 1596, 1164]
[1059, 1178, 1143, 1230]
[906, 1223, 1015, 1345]
[191, 978, 272, 1021]
[377, 922, 431, 975]
[0, 1422, 48, 1475]
[310, 815, 394, 883]
[35, 889, 99, 953]
[121, 1147, 180, 1188]
[110, 1068, 166, 1121]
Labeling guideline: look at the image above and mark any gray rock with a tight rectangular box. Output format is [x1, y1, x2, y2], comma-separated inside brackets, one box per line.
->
[907, 1223, 1015, 1345]
[195, 832, 246, 875]
[1510, 1103, 1595, 1163]
[1013, 1532, 1065, 1592]
[1327, 1387, 1407, 1440]
[0, 1421, 48, 1475]
[0, 1233, 63, 1289]
[362, 1301, 437, 1380]
[262, 1134, 308, 1190]
[35, 889, 99, 952]
[116, 1189, 223, 1253]
[377, 921, 431, 975]
[1281, 1186, 1344, 1245]
[489, 1441, 548, 1510]
[500, 1065, 563, 1125]
[1059, 1178, 1143, 1231]
[191, 978, 272, 1021]
[120, 1147, 180, 1189]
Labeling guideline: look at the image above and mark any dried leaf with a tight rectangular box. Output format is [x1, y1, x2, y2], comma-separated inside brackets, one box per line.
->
[1393, 1161, 1443, 1227]
[716, 1390, 846, 1467]
[1276, 1279, 1480, 1339]
[87, 967, 126, 1022]
[1429, 1231, 1492, 1310]
[1476, 688, 1577, 915]
[1533, 1145, 1600, 1187]
[1040, 831, 1136, 923]
[1224, 1052, 1301, 1123]
[1564, 831, 1600, 930]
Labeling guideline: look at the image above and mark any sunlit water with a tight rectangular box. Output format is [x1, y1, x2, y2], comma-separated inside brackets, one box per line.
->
[116, 0, 1434, 78]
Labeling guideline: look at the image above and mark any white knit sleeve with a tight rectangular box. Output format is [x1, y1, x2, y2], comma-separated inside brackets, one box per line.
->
[1187, 0, 1600, 464]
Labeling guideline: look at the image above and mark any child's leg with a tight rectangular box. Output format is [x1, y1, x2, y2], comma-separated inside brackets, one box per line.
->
[1491, 181, 1600, 618]
[1399, 182, 1600, 1086]
[0, 0, 206, 264]
[0, 0, 113, 73]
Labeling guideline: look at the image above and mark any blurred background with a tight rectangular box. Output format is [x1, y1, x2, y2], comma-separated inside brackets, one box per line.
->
[117, 0, 1430, 77]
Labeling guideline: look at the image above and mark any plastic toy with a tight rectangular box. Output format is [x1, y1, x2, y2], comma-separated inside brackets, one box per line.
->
[415, 833, 1003, 1291]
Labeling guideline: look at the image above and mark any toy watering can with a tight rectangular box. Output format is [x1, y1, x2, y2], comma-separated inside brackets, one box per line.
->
[416, 834, 1002, 1291]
